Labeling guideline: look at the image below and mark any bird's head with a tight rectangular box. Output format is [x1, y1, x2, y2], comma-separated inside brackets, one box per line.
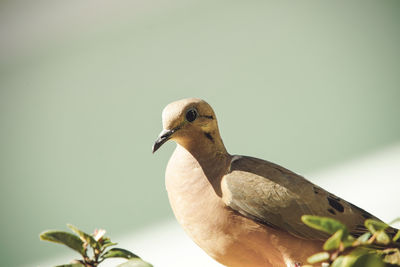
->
[152, 98, 224, 153]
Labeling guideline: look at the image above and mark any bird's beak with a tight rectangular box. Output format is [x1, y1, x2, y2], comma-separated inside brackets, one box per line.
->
[152, 128, 176, 153]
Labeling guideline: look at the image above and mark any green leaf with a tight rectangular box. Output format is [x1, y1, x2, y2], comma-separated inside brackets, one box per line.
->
[331, 254, 358, 267]
[55, 264, 85, 267]
[330, 256, 345, 267]
[102, 248, 139, 259]
[356, 232, 371, 244]
[389, 217, 400, 226]
[39, 230, 85, 256]
[301, 215, 348, 235]
[393, 230, 400, 242]
[101, 237, 118, 249]
[342, 234, 355, 249]
[376, 230, 390, 245]
[307, 251, 330, 264]
[67, 224, 100, 250]
[117, 258, 153, 267]
[364, 219, 388, 234]
[323, 229, 343, 250]
[332, 247, 383, 267]
[382, 248, 400, 265]
[352, 254, 385, 267]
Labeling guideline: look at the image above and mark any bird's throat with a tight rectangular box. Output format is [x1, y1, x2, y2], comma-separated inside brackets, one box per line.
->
[170, 140, 231, 197]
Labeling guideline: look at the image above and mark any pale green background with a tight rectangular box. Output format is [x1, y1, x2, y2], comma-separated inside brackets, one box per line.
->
[0, 1, 399, 266]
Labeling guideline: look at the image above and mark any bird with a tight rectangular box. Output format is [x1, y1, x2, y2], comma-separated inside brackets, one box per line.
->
[152, 98, 391, 267]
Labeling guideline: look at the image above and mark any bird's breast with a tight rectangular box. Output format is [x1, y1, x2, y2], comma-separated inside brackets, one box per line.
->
[165, 145, 230, 249]
[164, 145, 296, 266]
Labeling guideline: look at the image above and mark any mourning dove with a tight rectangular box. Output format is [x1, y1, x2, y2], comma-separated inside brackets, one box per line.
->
[152, 98, 392, 267]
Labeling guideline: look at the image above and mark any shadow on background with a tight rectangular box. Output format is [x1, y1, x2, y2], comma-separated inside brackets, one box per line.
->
[0, 1, 399, 266]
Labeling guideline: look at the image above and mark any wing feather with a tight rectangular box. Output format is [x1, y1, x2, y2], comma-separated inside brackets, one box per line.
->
[221, 156, 382, 241]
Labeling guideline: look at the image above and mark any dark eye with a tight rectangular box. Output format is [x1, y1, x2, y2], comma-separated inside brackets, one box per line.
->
[185, 108, 198, 122]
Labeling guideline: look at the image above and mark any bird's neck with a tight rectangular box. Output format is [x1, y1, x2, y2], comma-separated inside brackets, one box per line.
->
[175, 132, 231, 196]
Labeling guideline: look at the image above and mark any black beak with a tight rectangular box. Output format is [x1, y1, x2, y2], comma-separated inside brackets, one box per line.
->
[152, 129, 175, 153]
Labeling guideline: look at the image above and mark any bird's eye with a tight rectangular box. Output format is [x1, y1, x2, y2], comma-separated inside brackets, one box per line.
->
[185, 108, 198, 122]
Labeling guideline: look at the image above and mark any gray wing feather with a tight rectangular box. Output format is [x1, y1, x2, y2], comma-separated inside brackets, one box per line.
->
[222, 156, 382, 241]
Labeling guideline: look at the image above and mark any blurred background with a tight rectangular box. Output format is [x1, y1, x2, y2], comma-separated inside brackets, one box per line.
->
[1, 1, 399, 266]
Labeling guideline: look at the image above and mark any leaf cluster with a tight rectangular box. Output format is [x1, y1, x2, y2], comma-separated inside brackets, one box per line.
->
[40, 224, 152, 267]
[301, 215, 400, 267]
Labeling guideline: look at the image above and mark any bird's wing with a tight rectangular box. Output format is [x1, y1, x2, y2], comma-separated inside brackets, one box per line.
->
[221, 156, 380, 241]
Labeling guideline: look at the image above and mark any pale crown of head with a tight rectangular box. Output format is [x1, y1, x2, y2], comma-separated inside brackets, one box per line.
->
[161, 98, 217, 134]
